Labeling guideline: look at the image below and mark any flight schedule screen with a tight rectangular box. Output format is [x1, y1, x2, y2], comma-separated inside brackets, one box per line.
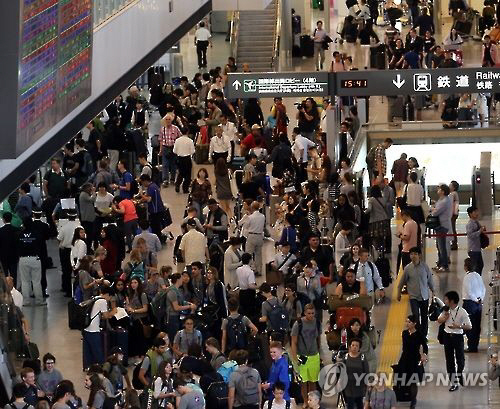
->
[17, 0, 92, 155]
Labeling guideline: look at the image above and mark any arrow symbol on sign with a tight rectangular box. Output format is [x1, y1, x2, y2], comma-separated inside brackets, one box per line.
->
[232, 80, 242, 90]
[392, 74, 405, 89]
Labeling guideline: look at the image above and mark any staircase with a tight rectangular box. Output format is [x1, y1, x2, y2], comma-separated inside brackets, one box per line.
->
[236, 0, 277, 72]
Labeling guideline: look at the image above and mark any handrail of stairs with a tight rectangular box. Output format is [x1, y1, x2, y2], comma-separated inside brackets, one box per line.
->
[271, 0, 281, 71]
[230, 10, 240, 61]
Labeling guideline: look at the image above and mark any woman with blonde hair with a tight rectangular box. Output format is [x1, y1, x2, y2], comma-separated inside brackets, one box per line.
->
[122, 249, 145, 282]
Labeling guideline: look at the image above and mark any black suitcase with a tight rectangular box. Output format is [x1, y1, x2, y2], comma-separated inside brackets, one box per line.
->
[109, 328, 129, 365]
[292, 45, 302, 57]
[300, 35, 314, 58]
[454, 20, 472, 34]
[393, 384, 412, 401]
[375, 256, 392, 287]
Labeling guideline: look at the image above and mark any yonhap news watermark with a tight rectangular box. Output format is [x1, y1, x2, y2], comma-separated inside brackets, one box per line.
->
[319, 363, 490, 397]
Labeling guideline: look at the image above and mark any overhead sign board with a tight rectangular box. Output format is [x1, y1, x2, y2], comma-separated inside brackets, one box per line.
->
[335, 68, 500, 96]
[227, 72, 330, 99]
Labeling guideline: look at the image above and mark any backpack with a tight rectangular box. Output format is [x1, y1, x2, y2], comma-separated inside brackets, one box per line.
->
[268, 400, 291, 409]
[365, 145, 377, 169]
[150, 289, 168, 326]
[126, 261, 145, 282]
[70, 297, 102, 331]
[145, 164, 162, 186]
[234, 367, 260, 405]
[265, 300, 289, 333]
[81, 150, 94, 176]
[206, 381, 229, 409]
[217, 360, 238, 383]
[132, 349, 157, 389]
[130, 178, 140, 196]
[226, 315, 248, 351]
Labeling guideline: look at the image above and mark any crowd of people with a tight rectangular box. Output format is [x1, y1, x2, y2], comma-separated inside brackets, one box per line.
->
[1, 5, 499, 409]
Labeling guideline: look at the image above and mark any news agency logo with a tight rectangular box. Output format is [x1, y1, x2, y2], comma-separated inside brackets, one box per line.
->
[318, 363, 348, 397]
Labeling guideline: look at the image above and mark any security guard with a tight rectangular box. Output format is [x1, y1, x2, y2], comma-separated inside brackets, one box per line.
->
[17, 217, 45, 306]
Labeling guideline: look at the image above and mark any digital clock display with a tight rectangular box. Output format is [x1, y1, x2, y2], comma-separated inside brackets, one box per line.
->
[341, 79, 368, 88]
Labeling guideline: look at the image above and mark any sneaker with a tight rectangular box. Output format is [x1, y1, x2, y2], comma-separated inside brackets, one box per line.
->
[449, 384, 459, 392]
[438, 267, 450, 272]
[450, 244, 458, 251]
[162, 181, 169, 188]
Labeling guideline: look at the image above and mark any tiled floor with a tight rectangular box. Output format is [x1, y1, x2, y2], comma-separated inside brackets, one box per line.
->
[21, 9, 499, 409]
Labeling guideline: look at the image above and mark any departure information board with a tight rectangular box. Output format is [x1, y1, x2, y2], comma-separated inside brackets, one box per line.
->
[14, 0, 92, 157]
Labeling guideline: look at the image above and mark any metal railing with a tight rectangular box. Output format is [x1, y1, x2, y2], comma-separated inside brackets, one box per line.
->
[487, 253, 500, 405]
[365, 117, 500, 132]
[230, 10, 240, 60]
[271, 0, 281, 71]
[93, 0, 136, 28]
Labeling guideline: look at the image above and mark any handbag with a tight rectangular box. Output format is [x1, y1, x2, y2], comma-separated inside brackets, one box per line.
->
[480, 232, 489, 249]
[437, 323, 446, 345]
[425, 215, 440, 230]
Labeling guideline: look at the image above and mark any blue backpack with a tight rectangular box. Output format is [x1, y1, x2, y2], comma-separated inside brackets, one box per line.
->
[217, 360, 238, 383]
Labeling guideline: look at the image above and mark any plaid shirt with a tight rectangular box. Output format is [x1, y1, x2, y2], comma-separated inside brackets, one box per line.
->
[374, 143, 387, 176]
[160, 124, 182, 147]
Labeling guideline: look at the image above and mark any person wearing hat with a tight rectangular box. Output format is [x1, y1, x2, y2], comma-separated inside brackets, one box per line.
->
[32, 210, 50, 298]
[179, 219, 209, 267]
[204, 199, 229, 247]
[240, 124, 262, 157]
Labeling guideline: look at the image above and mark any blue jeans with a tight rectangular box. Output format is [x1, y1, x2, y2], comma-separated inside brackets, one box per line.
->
[468, 251, 484, 275]
[83, 331, 104, 370]
[161, 146, 176, 181]
[435, 226, 449, 268]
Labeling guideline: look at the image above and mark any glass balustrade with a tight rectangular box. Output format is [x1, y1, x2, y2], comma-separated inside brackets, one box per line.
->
[93, 0, 135, 28]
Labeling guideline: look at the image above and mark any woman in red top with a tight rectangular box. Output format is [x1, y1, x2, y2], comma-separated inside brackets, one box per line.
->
[112, 196, 139, 252]
[99, 225, 118, 276]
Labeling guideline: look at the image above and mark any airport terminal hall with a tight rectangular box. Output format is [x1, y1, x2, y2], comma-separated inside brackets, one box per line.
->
[2, 1, 500, 409]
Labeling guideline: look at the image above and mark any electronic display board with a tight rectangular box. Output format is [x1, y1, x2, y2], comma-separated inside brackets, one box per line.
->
[3, 0, 93, 158]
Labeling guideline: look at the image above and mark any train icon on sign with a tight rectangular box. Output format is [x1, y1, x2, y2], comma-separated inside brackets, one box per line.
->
[413, 74, 432, 92]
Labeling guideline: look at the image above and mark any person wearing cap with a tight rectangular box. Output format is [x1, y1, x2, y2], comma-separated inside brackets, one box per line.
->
[224, 237, 243, 289]
[240, 124, 262, 157]
[179, 219, 209, 266]
[102, 347, 132, 393]
[245, 201, 266, 276]
[204, 198, 228, 246]
[209, 125, 232, 165]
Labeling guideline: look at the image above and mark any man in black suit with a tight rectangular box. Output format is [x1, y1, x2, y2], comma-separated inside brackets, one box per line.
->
[32, 210, 51, 297]
[406, 28, 424, 53]
[0, 212, 20, 286]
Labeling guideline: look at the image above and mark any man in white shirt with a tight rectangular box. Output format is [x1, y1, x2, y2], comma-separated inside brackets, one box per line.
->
[6, 276, 23, 309]
[291, 127, 316, 184]
[245, 201, 266, 276]
[209, 125, 232, 165]
[236, 253, 257, 317]
[83, 287, 116, 370]
[194, 21, 211, 68]
[179, 219, 209, 266]
[220, 114, 238, 158]
[173, 133, 195, 194]
[351, 248, 384, 296]
[57, 210, 81, 296]
[461, 257, 485, 353]
[335, 221, 352, 275]
[437, 290, 472, 391]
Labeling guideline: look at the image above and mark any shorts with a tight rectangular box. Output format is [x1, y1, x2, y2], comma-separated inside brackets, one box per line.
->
[299, 353, 321, 382]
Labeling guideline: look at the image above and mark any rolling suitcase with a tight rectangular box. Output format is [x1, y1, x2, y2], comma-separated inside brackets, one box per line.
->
[336, 307, 366, 329]
[300, 35, 314, 58]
